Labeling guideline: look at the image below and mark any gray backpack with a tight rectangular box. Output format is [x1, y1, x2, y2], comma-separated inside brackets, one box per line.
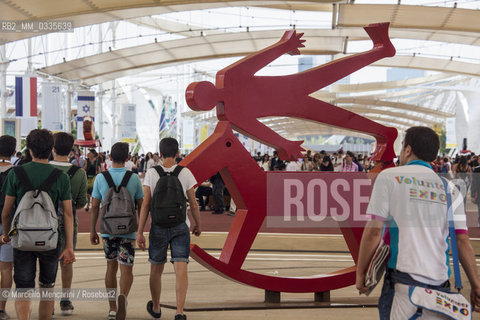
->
[10, 166, 62, 251]
[99, 171, 137, 235]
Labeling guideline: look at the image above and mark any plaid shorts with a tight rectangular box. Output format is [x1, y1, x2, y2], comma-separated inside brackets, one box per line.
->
[102, 237, 135, 266]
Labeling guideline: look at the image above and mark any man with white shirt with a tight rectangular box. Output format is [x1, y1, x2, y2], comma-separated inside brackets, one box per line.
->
[286, 159, 301, 171]
[356, 126, 480, 319]
[137, 137, 201, 320]
[105, 154, 113, 170]
[124, 155, 135, 172]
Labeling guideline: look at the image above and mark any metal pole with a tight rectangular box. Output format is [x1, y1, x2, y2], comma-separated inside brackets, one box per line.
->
[97, 24, 103, 143]
[112, 80, 116, 142]
[66, 84, 72, 133]
[331, 4, 337, 30]
[98, 84, 103, 143]
[0, 45, 7, 136]
[27, 38, 33, 75]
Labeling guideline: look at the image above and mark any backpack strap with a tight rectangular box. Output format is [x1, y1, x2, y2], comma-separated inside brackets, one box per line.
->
[0, 168, 12, 189]
[13, 166, 34, 192]
[66, 165, 80, 179]
[120, 170, 133, 188]
[441, 177, 463, 291]
[1, 167, 12, 178]
[102, 171, 115, 189]
[153, 166, 167, 177]
[172, 165, 184, 177]
[40, 168, 63, 192]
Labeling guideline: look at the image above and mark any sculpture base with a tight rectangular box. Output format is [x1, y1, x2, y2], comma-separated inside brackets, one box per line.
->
[314, 291, 330, 302]
[265, 290, 281, 303]
[159, 300, 377, 312]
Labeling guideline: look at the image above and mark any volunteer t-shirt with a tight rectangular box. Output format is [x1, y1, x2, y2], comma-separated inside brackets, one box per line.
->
[143, 164, 197, 227]
[92, 167, 144, 239]
[367, 162, 468, 285]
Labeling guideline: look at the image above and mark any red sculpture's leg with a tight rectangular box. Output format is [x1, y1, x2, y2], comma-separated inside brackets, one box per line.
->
[190, 244, 357, 293]
[268, 23, 395, 95]
[232, 95, 397, 162]
[182, 122, 363, 292]
[181, 122, 267, 269]
[291, 97, 397, 162]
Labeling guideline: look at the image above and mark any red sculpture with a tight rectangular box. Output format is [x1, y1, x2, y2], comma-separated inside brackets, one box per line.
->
[181, 23, 397, 293]
[186, 23, 397, 162]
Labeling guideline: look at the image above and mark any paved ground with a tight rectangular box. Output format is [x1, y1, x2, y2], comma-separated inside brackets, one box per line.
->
[1, 233, 479, 319]
[0, 248, 383, 319]
[3, 194, 480, 319]
[77, 207, 480, 239]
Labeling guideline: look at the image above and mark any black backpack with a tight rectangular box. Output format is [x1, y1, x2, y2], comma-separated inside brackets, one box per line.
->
[57, 165, 80, 222]
[0, 167, 13, 224]
[150, 166, 187, 227]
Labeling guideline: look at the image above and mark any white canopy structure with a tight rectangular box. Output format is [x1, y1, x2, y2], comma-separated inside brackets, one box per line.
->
[1, 1, 479, 152]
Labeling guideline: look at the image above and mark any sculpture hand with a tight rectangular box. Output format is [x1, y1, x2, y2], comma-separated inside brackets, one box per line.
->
[277, 140, 304, 161]
[280, 30, 305, 56]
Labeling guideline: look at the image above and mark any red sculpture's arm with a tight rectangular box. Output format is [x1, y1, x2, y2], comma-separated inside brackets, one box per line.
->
[231, 119, 304, 161]
[216, 30, 305, 84]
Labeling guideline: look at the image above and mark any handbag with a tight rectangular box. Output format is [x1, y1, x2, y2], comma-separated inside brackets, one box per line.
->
[407, 178, 472, 320]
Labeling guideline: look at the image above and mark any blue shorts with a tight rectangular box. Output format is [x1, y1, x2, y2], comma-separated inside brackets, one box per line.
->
[0, 224, 13, 263]
[149, 223, 190, 265]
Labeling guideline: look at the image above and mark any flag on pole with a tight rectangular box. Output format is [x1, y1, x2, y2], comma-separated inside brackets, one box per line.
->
[77, 91, 95, 140]
[15, 76, 37, 117]
[159, 105, 166, 133]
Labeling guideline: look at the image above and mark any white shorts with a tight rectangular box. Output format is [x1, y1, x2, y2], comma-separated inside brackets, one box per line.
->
[390, 283, 450, 320]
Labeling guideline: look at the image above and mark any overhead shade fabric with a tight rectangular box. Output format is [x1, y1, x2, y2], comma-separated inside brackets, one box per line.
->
[0, 0, 334, 44]
[337, 4, 480, 33]
[38, 29, 346, 86]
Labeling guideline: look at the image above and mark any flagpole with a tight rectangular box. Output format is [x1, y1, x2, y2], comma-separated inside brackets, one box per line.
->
[0, 45, 7, 136]
[66, 84, 72, 133]
[97, 26, 103, 144]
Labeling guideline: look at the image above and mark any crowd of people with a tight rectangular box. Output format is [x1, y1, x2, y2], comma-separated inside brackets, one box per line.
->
[0, 127, 480, 319]
[0, 130, 196, 320]
[255, 149, 377, 172]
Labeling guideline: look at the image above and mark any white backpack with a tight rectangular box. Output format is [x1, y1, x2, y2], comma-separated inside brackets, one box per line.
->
[10, 167, 62, 251]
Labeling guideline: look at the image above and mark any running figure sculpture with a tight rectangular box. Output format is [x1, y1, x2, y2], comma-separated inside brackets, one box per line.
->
[186, 22, 397, 163]
[181, 23, 397, 294]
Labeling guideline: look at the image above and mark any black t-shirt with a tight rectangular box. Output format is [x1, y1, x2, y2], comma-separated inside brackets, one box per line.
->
[86, 159, 100, 177]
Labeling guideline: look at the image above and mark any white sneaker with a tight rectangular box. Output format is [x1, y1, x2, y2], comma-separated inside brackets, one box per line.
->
[107, 310, 116, 320]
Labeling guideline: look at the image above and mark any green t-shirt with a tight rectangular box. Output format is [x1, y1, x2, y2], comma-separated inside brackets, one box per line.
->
[2, 161, 72, 207]
[50, 161, 87, 209]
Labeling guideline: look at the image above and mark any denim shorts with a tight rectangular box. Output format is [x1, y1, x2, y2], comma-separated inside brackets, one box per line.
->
[0, 224, 13, 263]
[149, 223, 190, 265]
[102, 237, 135, 266]
[13, 245, 61, 289]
